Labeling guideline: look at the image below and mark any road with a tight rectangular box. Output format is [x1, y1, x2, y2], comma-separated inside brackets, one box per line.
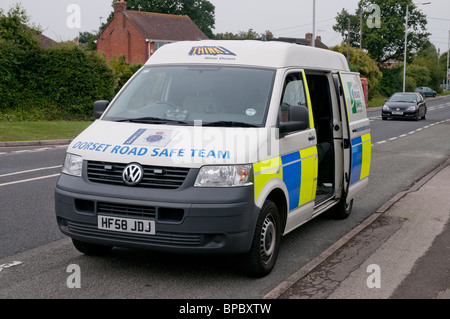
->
[0, 95, 449, 299]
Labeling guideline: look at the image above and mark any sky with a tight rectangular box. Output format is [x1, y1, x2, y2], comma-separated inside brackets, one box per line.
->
[1, 0, 449, 55]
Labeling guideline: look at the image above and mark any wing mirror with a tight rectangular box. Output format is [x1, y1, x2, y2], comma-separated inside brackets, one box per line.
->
[93, 100, 109, 119]
[279, 105, 309, 134]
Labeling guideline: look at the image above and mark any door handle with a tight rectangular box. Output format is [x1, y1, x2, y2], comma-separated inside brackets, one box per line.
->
[308, 135, 315, 141]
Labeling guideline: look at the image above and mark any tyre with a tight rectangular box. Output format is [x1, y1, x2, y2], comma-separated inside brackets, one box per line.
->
[72, 238, 113, 255]
[240, 200, 281, 277]
[329, 197, 353, 220]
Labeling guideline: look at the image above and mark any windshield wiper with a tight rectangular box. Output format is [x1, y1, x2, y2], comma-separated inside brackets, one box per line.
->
[115, 117, 188, 125]
[202, 121, 259, 127]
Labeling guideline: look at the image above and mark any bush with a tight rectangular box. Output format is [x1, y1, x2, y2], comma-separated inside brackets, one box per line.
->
[0, 5, 116, 121]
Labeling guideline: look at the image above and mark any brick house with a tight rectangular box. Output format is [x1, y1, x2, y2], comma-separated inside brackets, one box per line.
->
[97, 0, 208, 65]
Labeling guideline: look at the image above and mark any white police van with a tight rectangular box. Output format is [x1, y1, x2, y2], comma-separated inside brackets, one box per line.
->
[55, 40, 371, 277]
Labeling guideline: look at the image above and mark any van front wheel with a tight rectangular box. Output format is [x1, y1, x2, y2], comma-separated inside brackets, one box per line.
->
[240, 200, 281, 277]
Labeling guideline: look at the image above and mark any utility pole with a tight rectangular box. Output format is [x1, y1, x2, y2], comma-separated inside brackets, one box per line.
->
[360, 7, 363, 49]
[347, 18, 350, 64]
[403, 5, 409, 93]
[447, 30, 449, 90]
[312, 0, 316, 47]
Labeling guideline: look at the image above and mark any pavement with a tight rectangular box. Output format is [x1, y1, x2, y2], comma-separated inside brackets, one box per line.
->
[266, 157, 450, 299]
[1, 139, 449, 299]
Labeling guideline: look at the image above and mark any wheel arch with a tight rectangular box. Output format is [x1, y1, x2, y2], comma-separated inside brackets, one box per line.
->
[265, 188, 288, 233]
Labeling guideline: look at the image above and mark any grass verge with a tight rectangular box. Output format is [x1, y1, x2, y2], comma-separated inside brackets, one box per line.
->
[0, 121, 92, 142]
[368, 95, 387, 108]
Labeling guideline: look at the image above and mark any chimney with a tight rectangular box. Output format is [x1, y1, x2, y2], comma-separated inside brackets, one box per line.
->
[113, 0, 127, 28]
[305, 33, 312, 46]
[114, 0, 127, 13]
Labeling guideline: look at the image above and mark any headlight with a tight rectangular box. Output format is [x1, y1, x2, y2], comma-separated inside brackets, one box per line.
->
[407, 105, 417, 111]
[194, 165, 253, 187]
[62, 153, 83, 177]
[382, 105, 390, 111]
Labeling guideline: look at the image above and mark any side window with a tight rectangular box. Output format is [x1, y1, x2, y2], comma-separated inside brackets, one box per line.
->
[280, 73, 307, 124]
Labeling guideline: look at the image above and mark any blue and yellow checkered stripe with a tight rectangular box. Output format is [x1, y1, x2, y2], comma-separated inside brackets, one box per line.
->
[350, 133, 371, 185]
[254, 146, 318, 211]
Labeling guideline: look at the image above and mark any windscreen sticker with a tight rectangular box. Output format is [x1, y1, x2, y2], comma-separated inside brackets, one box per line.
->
[124, 129, 178, 147]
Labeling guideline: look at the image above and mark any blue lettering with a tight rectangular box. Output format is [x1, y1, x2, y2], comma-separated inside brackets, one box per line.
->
[119, 146, 129, 154]
[169, 149, 178, 157]
[151, 148, 160, 156]
[159, 149, 169, 157]
[77, 142, 87, 150]
[206, 150, 215, 158]
[218, 150, 230, 159]
[72, 141, 82, 149]
[128, 147, 137, 156]
[111, 145, 120, 154]
[103, 144, 111, 152]
[199, 149, 205, 157]
[89, 143, 99, 151]
[178, 149, 185, 157]
[138, 148, 147, 156]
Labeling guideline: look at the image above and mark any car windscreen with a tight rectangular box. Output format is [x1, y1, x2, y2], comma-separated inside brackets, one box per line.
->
[388, 94, 416, 103]
[102, 65, 276, 127]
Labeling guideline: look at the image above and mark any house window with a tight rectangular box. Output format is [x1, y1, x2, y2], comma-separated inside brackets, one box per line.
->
[154, 42, 167, 51]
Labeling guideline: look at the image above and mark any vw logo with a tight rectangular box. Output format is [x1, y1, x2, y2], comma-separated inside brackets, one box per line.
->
[122, 163, 144, 186]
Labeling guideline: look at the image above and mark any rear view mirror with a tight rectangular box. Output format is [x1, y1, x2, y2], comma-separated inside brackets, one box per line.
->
[93, 100, 109, 119]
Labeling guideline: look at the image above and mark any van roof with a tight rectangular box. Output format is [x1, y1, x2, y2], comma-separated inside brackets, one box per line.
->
[146, 40, 350, 71]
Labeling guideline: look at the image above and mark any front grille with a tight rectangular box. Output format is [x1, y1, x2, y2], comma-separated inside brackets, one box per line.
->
[87, 161, 189, 189]
[67, 221, 203, 247]
[97, 202, 156, 219]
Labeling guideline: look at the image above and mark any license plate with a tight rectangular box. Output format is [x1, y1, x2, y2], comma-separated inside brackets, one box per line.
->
[392, 111, 403, 115]
[98, 216, 155, 235]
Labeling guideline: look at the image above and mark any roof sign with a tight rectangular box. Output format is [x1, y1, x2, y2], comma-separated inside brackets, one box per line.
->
[188, 46, 236, 57]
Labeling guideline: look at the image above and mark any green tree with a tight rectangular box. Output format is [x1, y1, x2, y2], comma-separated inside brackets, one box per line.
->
[78, 31, 98, 50]
[411, 42, 445, 90]
[0, 4, 42, 47]
[214, 29, 273, 40]
[330, 43, 382, 98]
[105, 0, 215, 39]
[109, 55, 142, 94]
[333, 0, 429, 63]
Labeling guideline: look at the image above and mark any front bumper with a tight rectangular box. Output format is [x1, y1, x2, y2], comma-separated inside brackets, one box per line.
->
[55, 168, 260, 254]
[381, 110, 418, 119]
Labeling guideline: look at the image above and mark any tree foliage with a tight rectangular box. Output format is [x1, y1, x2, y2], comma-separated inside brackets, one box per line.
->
[330, 43, 382, 98]
[214, 29, 273, 40]
[333, 0, 429, 63]
[0, 5, 115, 121]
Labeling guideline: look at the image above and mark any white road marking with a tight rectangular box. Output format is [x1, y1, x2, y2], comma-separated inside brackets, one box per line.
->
[0, 261, 23, 272]
[0, 174, 60, 187]
[0, 165, 62, 178]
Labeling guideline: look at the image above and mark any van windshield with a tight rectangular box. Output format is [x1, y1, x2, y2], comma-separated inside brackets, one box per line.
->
[102, 65, 275, 127]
